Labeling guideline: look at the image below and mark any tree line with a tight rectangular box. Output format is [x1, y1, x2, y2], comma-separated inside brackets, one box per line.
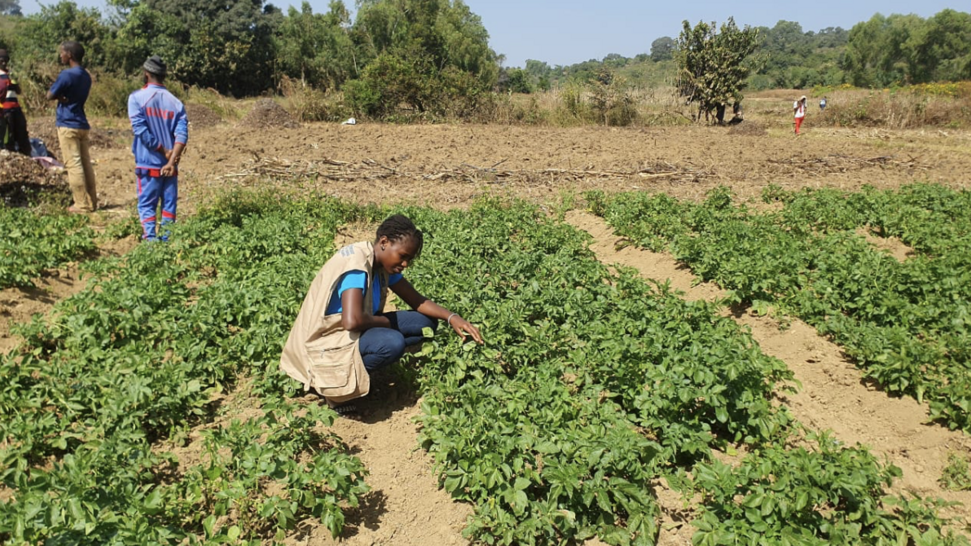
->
[499, 10, 970, 94]
[0, 0, 498, 118]
[0, 0, 968, 121]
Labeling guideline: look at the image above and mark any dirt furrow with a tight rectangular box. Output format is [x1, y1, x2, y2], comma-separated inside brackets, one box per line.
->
[566, 209, 971, 526]
[287, 379, 472, 546]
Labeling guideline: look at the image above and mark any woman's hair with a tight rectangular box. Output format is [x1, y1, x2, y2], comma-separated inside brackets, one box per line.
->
[376, 214, 424, 258]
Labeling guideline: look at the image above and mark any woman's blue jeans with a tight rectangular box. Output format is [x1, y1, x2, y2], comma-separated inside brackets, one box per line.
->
[359, 311, 438, 372]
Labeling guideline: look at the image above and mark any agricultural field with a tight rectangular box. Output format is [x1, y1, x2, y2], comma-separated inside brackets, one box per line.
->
[2, 106, 971, 545]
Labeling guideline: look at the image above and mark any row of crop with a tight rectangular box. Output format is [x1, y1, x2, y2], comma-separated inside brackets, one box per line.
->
[589, 184, 971, 433]
[0, 194, 371, 544]
[0, 204, 96, 288]
[397, 201, 966, 545]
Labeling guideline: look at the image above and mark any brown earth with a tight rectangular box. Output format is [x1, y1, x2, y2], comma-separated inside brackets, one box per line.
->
[727, 120, 768, 136]
[238, 98, 300, 130]
[0, 149, 68, 206]
[3, 113, 971, 545]
[27, 117, 127, 161]
[185, 103, 222, 129]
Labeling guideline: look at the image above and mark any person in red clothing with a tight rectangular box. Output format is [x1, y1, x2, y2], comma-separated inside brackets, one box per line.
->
[0, 49, 31, 156]
[793, 95, 807, 135]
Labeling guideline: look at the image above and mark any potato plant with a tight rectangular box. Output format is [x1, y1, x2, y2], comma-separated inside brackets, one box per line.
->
[590, 184, 971, 433]
[0, 205, 96, 288]
[0, 193, 371, 544]
[1, 192, 965, 545]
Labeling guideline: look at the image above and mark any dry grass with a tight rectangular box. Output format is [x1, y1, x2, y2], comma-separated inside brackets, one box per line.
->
[747, 86, 971, 130]
[487, 85, 693, 127]
[820, 88, 971, 129]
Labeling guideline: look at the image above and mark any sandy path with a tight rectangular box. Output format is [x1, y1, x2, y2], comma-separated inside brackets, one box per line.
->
[285, 380, 472, 546]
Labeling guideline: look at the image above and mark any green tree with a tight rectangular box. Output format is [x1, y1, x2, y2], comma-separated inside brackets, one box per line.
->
[275, 1, 356, 90]
[13, 2, 113, 67]
[677, 17, 760, 123]
[918, 9, 971, 82]
[748, 20, 847, 89]
[114, 0, 279, 96]
[524, 58, 551, 90]
[650, 36, 675, 62]
[500, 67, 532, 93]
[843, 13, 925, 86]
[345, 0, 497, 118]
[0, 0, 22, 16]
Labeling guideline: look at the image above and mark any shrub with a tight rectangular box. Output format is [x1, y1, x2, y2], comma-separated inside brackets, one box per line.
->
[279, 76, 348, 122]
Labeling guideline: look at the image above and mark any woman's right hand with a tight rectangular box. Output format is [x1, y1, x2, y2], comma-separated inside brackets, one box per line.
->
[449, 314, 484, 344]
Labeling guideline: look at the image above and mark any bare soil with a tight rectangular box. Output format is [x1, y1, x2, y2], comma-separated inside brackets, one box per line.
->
[185, 103, 222, 129]
[238, 98, 300, 130]
[3, 113, 971, 544]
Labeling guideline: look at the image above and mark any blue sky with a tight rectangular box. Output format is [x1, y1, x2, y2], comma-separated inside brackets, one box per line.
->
[19, 0, 964, 68]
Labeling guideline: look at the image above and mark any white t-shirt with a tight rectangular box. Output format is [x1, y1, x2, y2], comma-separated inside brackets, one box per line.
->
[794, 101, 806, 118]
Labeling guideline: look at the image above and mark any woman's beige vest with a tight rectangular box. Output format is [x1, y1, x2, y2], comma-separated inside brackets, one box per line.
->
[280, 241, 388, 403]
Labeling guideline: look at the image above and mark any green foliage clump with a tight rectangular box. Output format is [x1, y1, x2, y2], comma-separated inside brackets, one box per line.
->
[940, 453, 971, 491]
[275, 1, 355, 92]
[748, 21, 848, 90]
[681, 430, 967, 545]
[677, 17, 760, 123]
[0, 193, 372, 543]
[344, 0, 497, 120]
[0, 204, 95, 288]
[843, 9, 971, 87]
[590, 183, 971, 433]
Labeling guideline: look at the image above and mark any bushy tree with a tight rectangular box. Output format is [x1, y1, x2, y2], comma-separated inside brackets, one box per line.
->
[114, 0, 279, 96]
[747, 21, 847, 89]
[344, 0, 498, 118]
[677, 18, 760, 123]
[650, 36, 676, 62]
[916, 9, 971, 82]
[0, 0, 22, 17]
[842, 10, 971, 86]
[500, 67, 532, 93]
[524, 59, 551, 90]
[13, 1, 114, 67]
[275, 1, 356, 90]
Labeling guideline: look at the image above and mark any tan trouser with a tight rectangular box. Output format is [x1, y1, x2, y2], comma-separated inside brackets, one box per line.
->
[57, 127, 98, 212]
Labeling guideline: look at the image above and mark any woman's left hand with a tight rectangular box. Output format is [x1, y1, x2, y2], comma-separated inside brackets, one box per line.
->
[449, 315, 484, 344]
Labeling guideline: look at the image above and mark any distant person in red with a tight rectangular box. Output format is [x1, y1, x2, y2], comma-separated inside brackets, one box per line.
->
[0, 49, 31, 156]
[793, 95, 807, 135]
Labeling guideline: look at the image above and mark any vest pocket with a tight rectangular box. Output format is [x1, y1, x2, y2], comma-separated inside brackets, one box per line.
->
[309, 342, 358, 389]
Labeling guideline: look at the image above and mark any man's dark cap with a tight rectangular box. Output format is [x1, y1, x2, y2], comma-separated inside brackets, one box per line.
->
[143, 55, 167, 77]
[0, 49, 9, 60]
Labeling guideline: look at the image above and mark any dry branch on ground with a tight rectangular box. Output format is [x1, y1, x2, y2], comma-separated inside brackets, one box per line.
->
[218, 156, 712, 186]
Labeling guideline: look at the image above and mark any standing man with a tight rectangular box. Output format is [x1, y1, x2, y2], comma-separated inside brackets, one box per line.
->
[128, 55, 187, 242]
[793, 95, 807, 135]
[0, 49, 31, 156]
[47, 41, 97, 213]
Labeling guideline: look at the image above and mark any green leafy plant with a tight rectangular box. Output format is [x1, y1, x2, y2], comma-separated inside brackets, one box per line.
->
[940, 453, 971, 491]
[0, 204, 95, 288]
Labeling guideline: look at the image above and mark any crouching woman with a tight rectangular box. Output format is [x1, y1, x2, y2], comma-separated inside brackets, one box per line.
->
[280, 215, 483, 413]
